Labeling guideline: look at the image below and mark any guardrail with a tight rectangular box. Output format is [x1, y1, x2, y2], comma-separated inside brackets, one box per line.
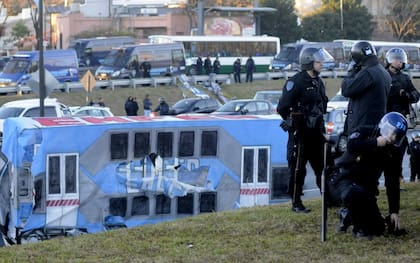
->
[3, 69, 420, 94]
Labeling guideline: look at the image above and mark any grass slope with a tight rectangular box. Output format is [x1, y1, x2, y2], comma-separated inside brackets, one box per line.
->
[0, 183, 419, 262]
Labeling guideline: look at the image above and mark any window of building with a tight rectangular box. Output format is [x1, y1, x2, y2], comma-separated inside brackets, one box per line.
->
[156, 194, 171, 214]
[177, 193, 194, 214]
[200, 192, 216, 213]
[109, 197, 127, 217]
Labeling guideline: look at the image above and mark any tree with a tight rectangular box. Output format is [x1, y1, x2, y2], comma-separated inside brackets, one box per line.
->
[301, 0, 374, 41]
[386, 0, 420, 41]
[259, 0, 301, 44]
[11, 19, 30, 39]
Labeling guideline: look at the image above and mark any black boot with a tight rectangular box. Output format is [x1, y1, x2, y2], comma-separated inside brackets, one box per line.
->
[292, 201, 311, 213]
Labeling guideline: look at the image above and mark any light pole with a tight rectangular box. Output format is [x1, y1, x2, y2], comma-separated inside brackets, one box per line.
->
[38, 0, 46, 116]
[340, 0, 343, 30]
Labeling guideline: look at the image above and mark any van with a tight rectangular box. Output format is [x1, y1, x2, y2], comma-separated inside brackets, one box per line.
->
[0, 49, 79, 93]
[0, 98, 70, 141]
[95, 43, 186, 80]
[270, 41, 346, 71]
[68, 36, 136, 68]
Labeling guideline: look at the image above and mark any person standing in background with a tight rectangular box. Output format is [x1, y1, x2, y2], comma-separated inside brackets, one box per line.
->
[143, 94, 152, 117]
[233, 58, 241, 83]
[196, 56, 203, 75]
[245, 55, 255, 83]
[204, 55, 212, 75]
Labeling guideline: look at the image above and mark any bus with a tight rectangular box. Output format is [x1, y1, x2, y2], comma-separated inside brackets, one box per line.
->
[270, 41, 346, 72]
[68, 36, 136, 68]
[148, 35, 280, 75]
[334, 39, 420, 70]
[0, 114, 288, 244]
[0, 49, 79, 93]
[95, 43, 186, 80]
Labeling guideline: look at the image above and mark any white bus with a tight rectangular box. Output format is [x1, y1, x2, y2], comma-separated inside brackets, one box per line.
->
[149, 35, 280, 75]
[334, 39, 420, 70]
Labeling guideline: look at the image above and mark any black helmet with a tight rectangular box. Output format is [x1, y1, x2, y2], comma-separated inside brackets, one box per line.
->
[386, 48, 407, 70]
[379, 112, 408, 146]
[299, 47, 334, 71]
[350, 41, 376, 66]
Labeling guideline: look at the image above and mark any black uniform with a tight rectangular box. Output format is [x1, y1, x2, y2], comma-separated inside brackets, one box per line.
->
[213, 59, 221, 74]
[328, 126, 386, 236]
[154, 100, 170, 115]
[245, 57, 255, 83]
[196, 57, 203, 75]
[277, 70, 328, 206]
[141, 61, 152, 78]
[407, 139, 420, 182]
[341, 56, 391, 135]
[384, 69, 420, 191]
[204, 57, 212, 75]
[233, 59, 241, 83]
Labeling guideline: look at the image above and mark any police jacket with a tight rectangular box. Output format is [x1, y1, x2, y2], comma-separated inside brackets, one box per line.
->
[277, 70, 328, 134]
[387, 69, 420, 116]
[342, 56, 391, 135]
[337, 126, 384, 196]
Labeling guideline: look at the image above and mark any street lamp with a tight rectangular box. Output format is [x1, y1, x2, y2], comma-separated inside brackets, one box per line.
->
[340, 0, 343, 30]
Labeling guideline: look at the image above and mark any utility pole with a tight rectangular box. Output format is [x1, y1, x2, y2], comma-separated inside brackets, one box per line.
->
[340, 0, 343, 30]
[197, 0, 204, 35]
[38, 0, 46, 116]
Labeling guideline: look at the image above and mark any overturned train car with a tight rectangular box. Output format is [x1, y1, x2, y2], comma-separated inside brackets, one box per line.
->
[0, 114, 288, 244]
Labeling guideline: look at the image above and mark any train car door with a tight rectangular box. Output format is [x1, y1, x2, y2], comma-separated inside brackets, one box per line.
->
[239, 146, 270, 207]
[46, 153, 79, 227]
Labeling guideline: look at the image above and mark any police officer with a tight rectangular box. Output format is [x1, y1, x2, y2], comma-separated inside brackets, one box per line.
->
[383, 47, 419, 229]
[328, 112, 408, 238]
[342, 41, 391, 135]
[140, 58, 152, 78]
[277, 47, 331, 213]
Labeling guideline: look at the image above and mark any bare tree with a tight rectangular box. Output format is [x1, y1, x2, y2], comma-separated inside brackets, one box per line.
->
[386, 0, 420, 41]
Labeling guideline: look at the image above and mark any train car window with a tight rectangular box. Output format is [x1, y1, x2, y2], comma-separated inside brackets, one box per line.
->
[179, 131, 194, 157]
[65, 155, 77, 193]
[157, 132, 173, 158]
[200, 192, 216, 213]
[258, 148, 268, 183]
[134, 132, 150, 158]
[109, 197, 127, 217]
[177, 193, 194, 214]
[132, 196, 149, 216]
[156, 194, 171, 214]
[110, 133, 128, 160]
[201, 131, 217, 156]
[243, 149, 254, 183]
[48, 156, 60, 194]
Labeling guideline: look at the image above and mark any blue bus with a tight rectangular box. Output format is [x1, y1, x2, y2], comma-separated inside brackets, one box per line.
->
[68, 36, 136, 68]
[0, 49, 79, 93]
[0, 114, 288, 244]
[95, 43, 186, 80]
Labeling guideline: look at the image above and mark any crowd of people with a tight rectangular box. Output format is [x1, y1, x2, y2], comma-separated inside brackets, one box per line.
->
[277, 41, 419, 239]
[124, 94, 170, 116]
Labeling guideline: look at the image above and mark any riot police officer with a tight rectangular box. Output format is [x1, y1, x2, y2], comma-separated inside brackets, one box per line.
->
[277, 47, 331, 213]
[383, 47, 419, 227]
[328, 112, 408, 238]
[342, 41, 391, 135]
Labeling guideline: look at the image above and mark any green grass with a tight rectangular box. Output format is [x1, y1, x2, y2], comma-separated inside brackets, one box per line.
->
[0, 183, 419, 262]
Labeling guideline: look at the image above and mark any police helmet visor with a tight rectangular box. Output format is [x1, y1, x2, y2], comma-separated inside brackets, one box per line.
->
[386, 48, 408, 64]
[411, 131, 420, 140]
[379, 114, 407, 146]
[312, 48, 334, 63]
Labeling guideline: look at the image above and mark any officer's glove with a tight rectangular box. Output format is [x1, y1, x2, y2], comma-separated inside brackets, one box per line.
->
[399, 89, 409, 97]
[347, 61, 361, 75]
[280, 120, 291, 132]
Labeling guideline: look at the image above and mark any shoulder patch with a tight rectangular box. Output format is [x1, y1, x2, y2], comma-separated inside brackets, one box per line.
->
[286, 81, 294, 91]
[349, 132, 360, 140]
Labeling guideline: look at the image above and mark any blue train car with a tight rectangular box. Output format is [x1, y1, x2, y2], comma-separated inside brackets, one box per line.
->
[0, 114, 288, 244]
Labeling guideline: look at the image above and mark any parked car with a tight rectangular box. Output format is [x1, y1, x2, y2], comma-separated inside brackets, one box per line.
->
[210, 99, 274, 115]
[0, 98, 70, 142]
[169, 97, 221, 115]
[324, 107, 347, 154]
[69, 106, 114, 117]
[253, 90, 282, 109]
[327, 90, 349, 110]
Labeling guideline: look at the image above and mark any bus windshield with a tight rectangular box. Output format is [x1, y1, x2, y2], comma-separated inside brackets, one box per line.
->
[102, 51, 130, 67]
[3, 59, 29, 74]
